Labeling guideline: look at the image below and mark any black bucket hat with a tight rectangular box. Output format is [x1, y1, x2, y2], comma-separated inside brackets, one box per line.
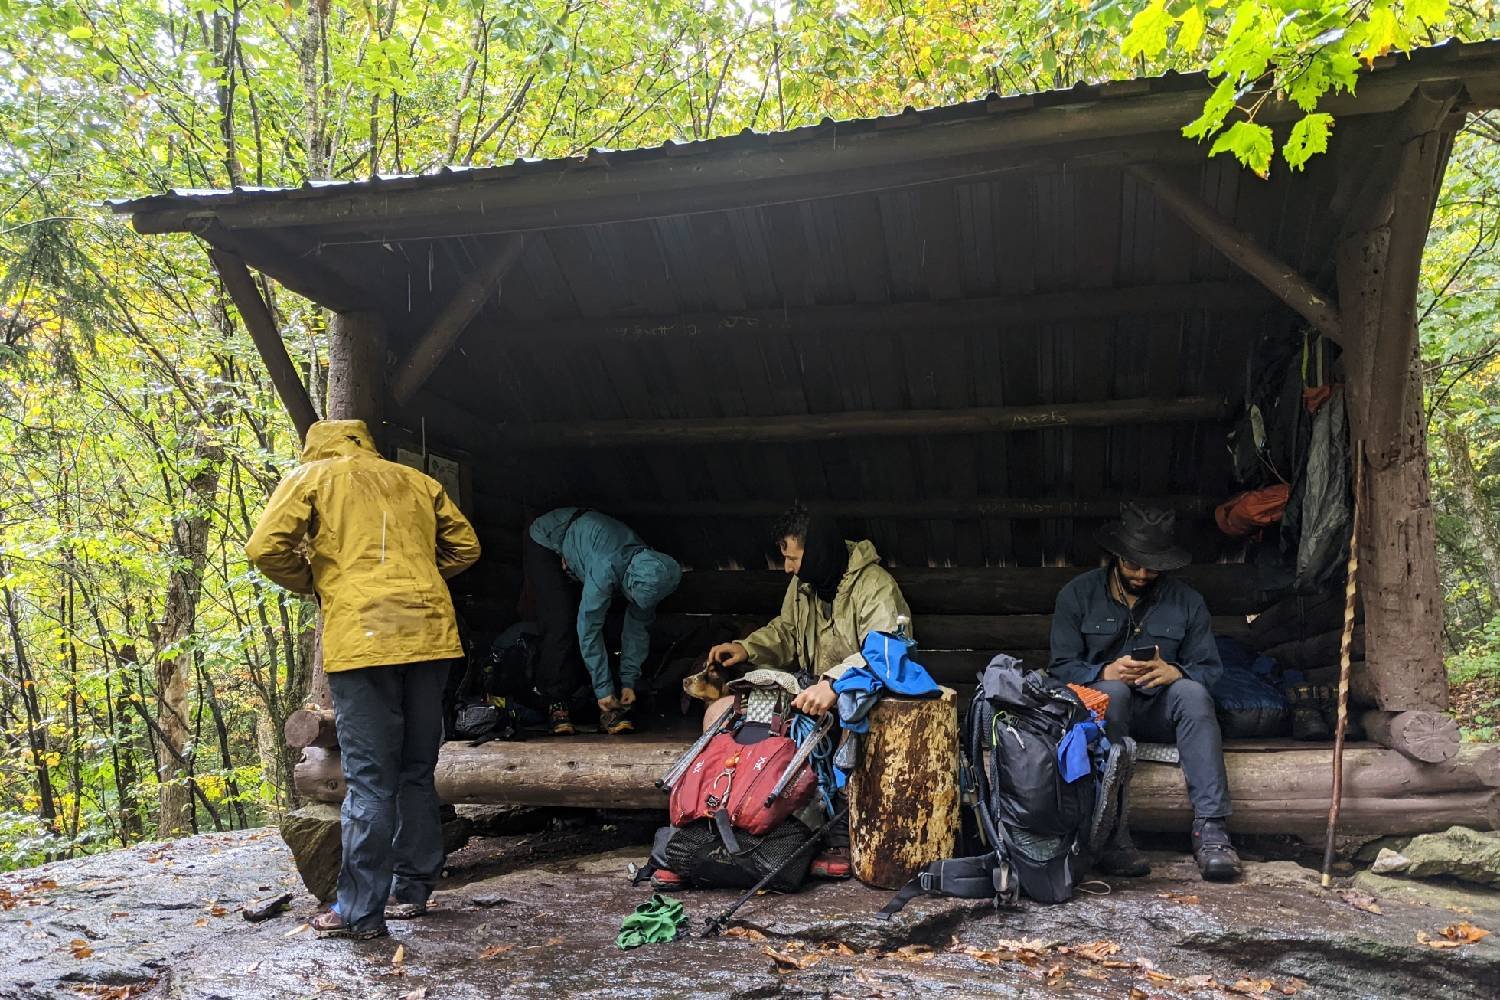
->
[1094, 502, 1191, 572]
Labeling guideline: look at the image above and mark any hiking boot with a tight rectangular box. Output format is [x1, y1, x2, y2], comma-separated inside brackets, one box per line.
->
[1192, 817, 1242, 882]
[311, 908, 387, 940]
[549, 703, 576, 736]
[599, 706, 635, 735]
[1096, 821, 1152, 878]
[650, 869, 684, 891]
[384, 900, 428, 920]
[1287, 684, 1331, 742]
[810, 847, 851, 880]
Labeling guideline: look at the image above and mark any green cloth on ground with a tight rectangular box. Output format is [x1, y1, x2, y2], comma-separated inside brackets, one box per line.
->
[617, 893, 686, 949]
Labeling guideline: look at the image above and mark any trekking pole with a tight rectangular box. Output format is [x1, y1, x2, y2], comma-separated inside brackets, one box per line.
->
[658, 702, 737, 792]
[1322, 441, 1364, 889]
[700, 803, 850, 938]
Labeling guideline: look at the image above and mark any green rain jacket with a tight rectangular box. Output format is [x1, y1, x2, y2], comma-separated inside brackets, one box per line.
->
[739, 540, 913, 681]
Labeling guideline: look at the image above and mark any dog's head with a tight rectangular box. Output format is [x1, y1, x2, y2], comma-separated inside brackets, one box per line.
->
[681, 655, 736, 705]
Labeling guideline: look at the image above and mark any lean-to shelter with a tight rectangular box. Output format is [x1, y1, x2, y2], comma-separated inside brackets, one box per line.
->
[112, 40, 1500, 837]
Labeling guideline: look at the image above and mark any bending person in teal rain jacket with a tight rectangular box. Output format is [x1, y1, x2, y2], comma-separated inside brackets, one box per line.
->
[527, 508, 682, 734]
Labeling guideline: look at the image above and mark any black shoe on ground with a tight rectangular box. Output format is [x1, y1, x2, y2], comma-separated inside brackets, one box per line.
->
[1192, 817, 1242, 882]
[549, 703, 576, 736]
[1095, 817, 1152, 877]
[1287, 684, 1332, 741]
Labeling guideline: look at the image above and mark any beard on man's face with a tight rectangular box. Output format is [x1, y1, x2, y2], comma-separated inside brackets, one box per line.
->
[1115, 562, 1158, 597]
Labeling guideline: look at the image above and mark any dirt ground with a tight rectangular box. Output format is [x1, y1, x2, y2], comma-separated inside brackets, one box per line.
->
[3, 813, 1498, 1000]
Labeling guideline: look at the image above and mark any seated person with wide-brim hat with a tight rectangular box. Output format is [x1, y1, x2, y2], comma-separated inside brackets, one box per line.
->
[1048, 502, 1241, 882]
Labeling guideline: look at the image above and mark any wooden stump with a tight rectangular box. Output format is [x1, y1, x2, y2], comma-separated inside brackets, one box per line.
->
[847, 689, 959, 890]
[294, 747, 346, 803]
[1361, 710, 1461, 763]
[285, 708, 338, 750]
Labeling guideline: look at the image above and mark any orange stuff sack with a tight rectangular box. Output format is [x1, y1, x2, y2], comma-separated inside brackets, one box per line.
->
[1215, 484, 1290, 538]
[1067, 683, 1110, 722]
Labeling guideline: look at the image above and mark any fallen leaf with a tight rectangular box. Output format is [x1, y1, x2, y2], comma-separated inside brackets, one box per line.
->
[478, 944, 513, 960]
[1228, 979, 1275, 996]
[1337, 890, 1383, 915]
[193, 918, 208, 928]
[890, 944, 935, 963]
[1280, 979, 1309, 996]
[724, 926, 768, 942]
[400, 989, 428, 1000]
[834, 942, 857, 956]
[1129, 989, 1148, 1000]
[283, 922, 310, 937]
[764, 946, 821, 972]
[392, 944, 405, 965]
[208, 905, 228, 917]
[1442, 922, 1492, 944]
[1045, 962, 1067, 986]
[69, 939, 94, 959]
[1416, 931, 1464, 950]
[1146, 969, 1176, 983]
[1076, 940, 1122, 963]
[1156, 891, 1201, 905]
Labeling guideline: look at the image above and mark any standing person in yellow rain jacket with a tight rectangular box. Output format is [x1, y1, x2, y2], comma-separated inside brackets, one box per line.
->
[246, 420, 480, 940]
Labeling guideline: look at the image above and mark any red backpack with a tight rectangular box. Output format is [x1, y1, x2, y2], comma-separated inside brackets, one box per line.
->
[664, 687, 822, 836]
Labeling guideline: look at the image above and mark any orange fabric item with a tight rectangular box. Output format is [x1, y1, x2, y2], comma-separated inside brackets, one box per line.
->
[1068, 683, 1110, 722]
[1302, 384, 1334, 415]
[1215, 484, 1291, 538]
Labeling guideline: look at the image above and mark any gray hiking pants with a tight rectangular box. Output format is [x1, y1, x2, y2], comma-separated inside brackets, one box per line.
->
[1090, 679, 1233, 820]
[328, 660, 450, 932]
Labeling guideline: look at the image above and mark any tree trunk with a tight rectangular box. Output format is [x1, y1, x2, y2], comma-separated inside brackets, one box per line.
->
[1440, 422, 1500, 610]
[153, 428, 225, 836]
[1335, 114, 1455, 713]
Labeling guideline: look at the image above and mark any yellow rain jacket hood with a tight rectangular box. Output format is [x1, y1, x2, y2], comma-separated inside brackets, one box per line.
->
[739, 540, 912, 681]
[246, 419, 481, 672]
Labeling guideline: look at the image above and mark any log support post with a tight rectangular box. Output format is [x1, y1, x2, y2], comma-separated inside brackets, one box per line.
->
[391, 234, 524, 406]
[1126, 163, 1344, 344]
[303, 310, 389, 712]
[208, 248, 320, 440]
[1334, 86, 1461, 723]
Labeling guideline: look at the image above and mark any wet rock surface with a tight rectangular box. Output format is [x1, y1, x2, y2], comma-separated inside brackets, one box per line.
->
[2, 820, 1497, 1000]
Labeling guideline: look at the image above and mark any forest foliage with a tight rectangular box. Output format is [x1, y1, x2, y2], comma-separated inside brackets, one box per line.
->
[1, 1, 1497, 867]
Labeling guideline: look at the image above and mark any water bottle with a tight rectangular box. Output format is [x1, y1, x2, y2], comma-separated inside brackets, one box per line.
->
[895, 614, 911, 642]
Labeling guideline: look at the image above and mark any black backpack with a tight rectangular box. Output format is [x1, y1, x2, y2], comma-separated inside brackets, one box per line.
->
[878, 654, 1130, 917]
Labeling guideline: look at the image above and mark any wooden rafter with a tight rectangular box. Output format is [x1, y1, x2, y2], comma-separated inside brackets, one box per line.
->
[208, 248, 320, 439]
[479, 280, 1271, 343]
[1127, 163, 1344, 344]
[604, 496, 1211, 521]
[492, 395, 1226, 450]
[390, 234, 524, 406]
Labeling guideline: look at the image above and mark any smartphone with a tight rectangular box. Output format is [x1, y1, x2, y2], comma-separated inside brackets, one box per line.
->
[1129, 644, 1159, 662]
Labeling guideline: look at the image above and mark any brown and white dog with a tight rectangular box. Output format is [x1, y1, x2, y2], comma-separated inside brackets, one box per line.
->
[681, 654, 742, 705]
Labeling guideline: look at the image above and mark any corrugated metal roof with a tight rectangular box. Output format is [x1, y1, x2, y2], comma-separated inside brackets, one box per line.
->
[107, 38, 1500, 218]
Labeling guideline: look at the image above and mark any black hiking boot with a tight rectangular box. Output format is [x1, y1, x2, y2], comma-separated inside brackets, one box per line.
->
[1192, 817, 1242, 882]
[549, 703, 576, 736]
[1288, 684, 1331, 742]
[1096, 820, 1152, 878]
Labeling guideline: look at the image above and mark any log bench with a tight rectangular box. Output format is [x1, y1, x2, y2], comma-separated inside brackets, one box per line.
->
[294, 736, 1500, 840]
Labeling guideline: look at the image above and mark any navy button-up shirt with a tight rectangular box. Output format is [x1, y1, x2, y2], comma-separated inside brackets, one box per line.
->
[1047, 568, 1223, 689]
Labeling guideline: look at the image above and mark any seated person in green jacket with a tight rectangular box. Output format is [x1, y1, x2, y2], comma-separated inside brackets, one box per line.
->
[703, 504, 913, 878]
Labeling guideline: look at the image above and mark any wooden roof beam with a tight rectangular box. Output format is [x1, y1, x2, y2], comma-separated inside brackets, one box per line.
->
[390, 234, 524, 406]
[494, 395, 1227, 450]
[604, 496, 1211, 521]
[478, 280, 1272, 343]
[1126, 163, 1344, 345]
[208, 248, 320, 440]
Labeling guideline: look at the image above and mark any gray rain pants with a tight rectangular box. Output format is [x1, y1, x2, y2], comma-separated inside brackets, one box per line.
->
[328, 660, 450, 933]
[1089, 678, 1233, 820]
